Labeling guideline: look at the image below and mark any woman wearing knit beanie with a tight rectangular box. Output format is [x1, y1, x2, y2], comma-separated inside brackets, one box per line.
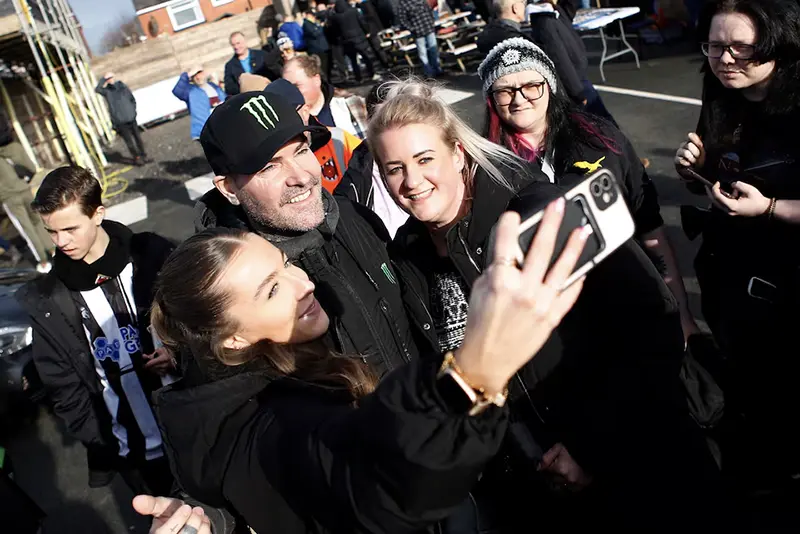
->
[478, 37, 701, 343]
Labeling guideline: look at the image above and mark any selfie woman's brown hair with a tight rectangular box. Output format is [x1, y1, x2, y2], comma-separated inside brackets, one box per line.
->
[150, 218, 587, 534]
[150, 227, 376, 398]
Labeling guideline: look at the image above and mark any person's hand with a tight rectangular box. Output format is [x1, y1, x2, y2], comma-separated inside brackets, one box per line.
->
[675, 132, 706, 170]
[132, 495, 212, 534]
[143, 347, 176, 376]
[706, 180, 771, 217]
[456, 200, 588, 394]
[539, 443, 592, 491]
[239, 73, 271, 92]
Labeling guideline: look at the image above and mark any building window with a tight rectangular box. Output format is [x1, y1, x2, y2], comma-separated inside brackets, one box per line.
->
[167, 0, 205, 31]
[210, 0, 235, 6]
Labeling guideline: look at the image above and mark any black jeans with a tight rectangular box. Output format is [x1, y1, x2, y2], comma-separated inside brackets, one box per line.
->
[315, 51, 333, 82]
[115, 121, 146, 159]
[343, 40, 375, 81]
[330, 44, 348, 83]
[368, 34, 390, 69]
[117, 455, 175, 497]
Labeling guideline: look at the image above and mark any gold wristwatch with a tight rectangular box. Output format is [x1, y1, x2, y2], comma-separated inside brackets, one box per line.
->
[436, 351, 508, 416]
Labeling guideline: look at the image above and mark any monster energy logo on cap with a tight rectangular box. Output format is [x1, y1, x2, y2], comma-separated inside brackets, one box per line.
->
[240, 95, 280, 130]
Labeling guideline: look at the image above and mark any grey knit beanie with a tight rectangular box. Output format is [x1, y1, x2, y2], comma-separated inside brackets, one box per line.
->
[478, 37, 558, 96]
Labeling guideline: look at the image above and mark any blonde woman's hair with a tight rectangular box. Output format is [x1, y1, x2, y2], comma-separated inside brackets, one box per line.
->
[367, 78, 524, 190]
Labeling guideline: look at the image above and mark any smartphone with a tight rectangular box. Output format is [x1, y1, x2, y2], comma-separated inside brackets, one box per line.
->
[488, 169, 635, 290]
[677, 166, 714, 188]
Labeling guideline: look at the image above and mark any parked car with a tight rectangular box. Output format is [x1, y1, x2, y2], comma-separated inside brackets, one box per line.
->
[0, 268, 43, 420]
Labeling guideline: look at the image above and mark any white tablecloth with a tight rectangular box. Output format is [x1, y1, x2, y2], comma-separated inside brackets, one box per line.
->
[572, 7, 641, 31]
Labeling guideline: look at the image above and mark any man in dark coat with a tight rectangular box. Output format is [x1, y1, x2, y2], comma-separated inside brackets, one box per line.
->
[356, 0, 391, 69]
[224, 31, 280, 96]
[527, 0, 616, 122]
[326, 0, 379, 82]
[477, 0, 535, 55]
[95, 73, 150, 165]
[301, 10, 332, 80]
[196, 91, 416, 377]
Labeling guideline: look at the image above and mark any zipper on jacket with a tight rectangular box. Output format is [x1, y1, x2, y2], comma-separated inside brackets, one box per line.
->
[366, 183, 374, 210]
[377, 297, 411, 363]
[363, 269, 379, 291]
[456, 224, 482, 274]
[327, 266, 394, 373]
[514, 373, 546, 426]
[348, 183, 359, 204]
[392, 259, 437, 352]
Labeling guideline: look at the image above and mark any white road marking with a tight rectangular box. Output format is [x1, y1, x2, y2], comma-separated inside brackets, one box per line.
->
[185, 173, 215, 201]
[438, 88, 474, 105]
[594, 85, 702, 106]
[106, 195, 149, 226]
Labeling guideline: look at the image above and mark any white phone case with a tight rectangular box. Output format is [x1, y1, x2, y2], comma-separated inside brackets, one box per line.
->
[515, 168, 636, 289]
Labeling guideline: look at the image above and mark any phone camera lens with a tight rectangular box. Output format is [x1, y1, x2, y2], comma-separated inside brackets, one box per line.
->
[600, 176, 612, 190]
[591, 181, 603, 197]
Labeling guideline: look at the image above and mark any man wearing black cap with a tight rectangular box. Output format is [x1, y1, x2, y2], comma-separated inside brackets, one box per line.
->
[195, 91, 416, 374]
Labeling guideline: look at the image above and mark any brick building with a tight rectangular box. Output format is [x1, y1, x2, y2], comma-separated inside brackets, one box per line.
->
[135, 0, 272, 37]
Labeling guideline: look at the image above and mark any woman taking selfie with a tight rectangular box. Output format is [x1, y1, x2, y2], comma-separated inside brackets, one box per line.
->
[150, 207, 587, 534]
[478, 37, 699, 341]
[674, 0, 800, 492]
[369, 80, 724, 532]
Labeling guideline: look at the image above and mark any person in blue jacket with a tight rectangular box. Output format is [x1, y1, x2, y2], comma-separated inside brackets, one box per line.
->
[172, 67, 227, 140]
[278, 14, 305, 51]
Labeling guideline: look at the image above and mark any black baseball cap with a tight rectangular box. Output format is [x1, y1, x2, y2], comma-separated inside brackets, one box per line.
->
[199, 91, 330, 176]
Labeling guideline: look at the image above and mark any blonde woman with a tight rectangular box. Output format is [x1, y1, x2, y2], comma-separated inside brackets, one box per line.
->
[369, 79, 724, 532]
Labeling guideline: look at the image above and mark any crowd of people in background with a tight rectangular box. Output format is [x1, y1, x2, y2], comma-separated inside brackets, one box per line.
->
[7, 0, 800, 532]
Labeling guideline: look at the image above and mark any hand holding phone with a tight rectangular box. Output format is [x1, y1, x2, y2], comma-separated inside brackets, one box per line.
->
[488, 169, 635, 290]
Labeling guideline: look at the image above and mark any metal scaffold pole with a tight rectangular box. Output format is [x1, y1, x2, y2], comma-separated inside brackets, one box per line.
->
[12, 0, 98, 177]
[50, 0, 113, 142]
[33, 0, 106, 168]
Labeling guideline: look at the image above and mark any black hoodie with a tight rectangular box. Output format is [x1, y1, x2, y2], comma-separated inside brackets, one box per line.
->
[327, 0, 371, 44]
[528, 5, 590, 104]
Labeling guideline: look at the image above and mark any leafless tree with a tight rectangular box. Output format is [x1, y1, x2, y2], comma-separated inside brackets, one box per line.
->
[98, 16, 143, 54]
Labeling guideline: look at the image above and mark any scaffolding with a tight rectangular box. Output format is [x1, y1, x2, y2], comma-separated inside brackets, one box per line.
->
[0, 0, 125, 200]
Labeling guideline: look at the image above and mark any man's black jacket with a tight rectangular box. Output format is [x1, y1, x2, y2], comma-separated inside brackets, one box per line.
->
[194, 188, 418, 376]
[224, 48, 281, 96]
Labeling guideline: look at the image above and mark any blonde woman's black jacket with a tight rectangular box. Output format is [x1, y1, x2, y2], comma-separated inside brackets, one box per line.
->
[390, 168, 722, 530]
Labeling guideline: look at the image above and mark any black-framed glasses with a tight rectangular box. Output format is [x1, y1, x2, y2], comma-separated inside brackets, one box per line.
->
[491, 81, 546, 106]
[701, 42, 756, 60]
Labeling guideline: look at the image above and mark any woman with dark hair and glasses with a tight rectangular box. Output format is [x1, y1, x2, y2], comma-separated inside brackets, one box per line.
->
[480, 38, 700, 341]
[674, 0, 800, 494]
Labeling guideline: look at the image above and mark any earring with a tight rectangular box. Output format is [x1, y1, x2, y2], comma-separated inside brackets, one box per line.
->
[227, 195, 240, 206]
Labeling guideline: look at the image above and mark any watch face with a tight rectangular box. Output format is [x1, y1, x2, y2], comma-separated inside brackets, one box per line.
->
[436, 372, 475, 414]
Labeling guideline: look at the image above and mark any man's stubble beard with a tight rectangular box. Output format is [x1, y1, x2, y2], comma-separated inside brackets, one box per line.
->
[238, 181, 325, 235]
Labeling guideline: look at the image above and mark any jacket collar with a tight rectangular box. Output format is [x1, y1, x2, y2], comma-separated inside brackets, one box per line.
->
[194, 188, 340, 259]
[498, 18, 523, 30]
[393, 163, 541, 261]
